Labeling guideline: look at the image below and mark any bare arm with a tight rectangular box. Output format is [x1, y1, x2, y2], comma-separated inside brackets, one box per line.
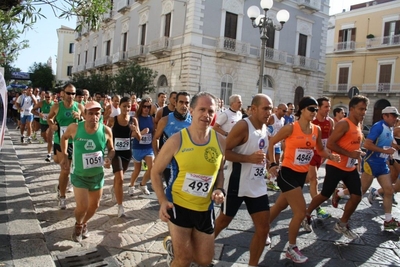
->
[268, 124, 293, 164]
[327, 120, 361, 159]
[60, 123, 78, 169]
[152, 116, 167, 157]
[131, 117, 141, 141]
[104, 125, 115, 168]
[47, 103, 60, 131]
[154, 108, 163, 126]
[32, 101, 43, 117]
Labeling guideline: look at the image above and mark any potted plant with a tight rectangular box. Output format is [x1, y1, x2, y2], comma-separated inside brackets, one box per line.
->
[366, 34, 375, 39]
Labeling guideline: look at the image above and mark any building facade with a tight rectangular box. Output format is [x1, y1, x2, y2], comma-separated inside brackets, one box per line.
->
[72, 0, 330, 108]
[324, 0, 400, 126]
[56, 26, 75, 82]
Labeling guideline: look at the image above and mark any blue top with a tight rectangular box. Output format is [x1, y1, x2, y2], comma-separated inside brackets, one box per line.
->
[162, 113, 192, 144]
[365, 120, 393, 162]
[284, 114, 294, 125]
[132, 115, 154, 149]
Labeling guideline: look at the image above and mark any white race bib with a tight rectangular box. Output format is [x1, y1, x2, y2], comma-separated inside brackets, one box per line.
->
[294, 149, 314, 165]
[321, 138, 328, 148]
[115, 137, 130, 151]
[60, 126, 67, 136]
[182, 172, 212, 197]
[251, 164, 266, 180]
[346, 157, 357, 168]
[139, 133, 152, 145]
[129, 111, 136, 117]
[42, 113, 49, 120]
[82, 151, 103, 169]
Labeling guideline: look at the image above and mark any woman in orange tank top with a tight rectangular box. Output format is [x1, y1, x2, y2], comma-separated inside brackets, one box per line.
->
[266, 96, 340, 264]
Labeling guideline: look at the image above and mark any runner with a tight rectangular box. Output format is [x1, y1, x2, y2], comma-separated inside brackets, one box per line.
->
[47, 83, 85, 209]
[128, 98, 155, 195]
[151, 92, 225, 267]
[268, 96, 340, 264]
[212, 94, 242, 138]
[32, 91, 54, 162]
[303, 95, 368, 240]
[362, 106, 400, 230]
[32, 88, 41, 141]
[214, 94, 272, 267]
[108, 97, 140, 217]
[305, 97, 334, 220]
[15, 87, 37, 144]
[154, 91, 177, 125]
[333, 107, 345, 124]
[104, 95, 121, 125]
[284, 102, 295, 125]
[60, 101, 115, 242]
[151, 92, 167, 116]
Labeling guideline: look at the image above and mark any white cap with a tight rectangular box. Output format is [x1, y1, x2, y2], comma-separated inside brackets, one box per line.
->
[382, 106, 400, 116]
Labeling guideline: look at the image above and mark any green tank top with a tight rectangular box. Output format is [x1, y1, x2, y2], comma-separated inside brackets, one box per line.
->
[40, 100, 54, 125]
[54, 101, 80, 144]
[72, 121, 107, 177]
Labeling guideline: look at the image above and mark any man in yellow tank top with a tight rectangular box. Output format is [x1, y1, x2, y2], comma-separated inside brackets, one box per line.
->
[151, 92, 226, 267]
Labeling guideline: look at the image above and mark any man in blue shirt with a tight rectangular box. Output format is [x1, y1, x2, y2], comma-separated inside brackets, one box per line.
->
[284, 102, 295, 125]
[362, 106, 399, 230]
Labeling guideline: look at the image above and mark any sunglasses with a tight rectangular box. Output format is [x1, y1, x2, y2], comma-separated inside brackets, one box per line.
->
[307, 106, 318, 113]
[45, 96, 51, 99]
[65, 92, 76, 95]
[282, 110, 287, 113]
[143, 105, 151, 109]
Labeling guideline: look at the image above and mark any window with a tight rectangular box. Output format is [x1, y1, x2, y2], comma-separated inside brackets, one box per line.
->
[140, 24, 146, 46]
[164, 13, 171, 37]
[338, 67, 349, 91]
[338, 28, 356, 49]
[220, 75, 233, 104]
[69, 43, 74, 53]
[77, 54, 80, 65]
[84, 51, 88, 64]
[266, 26, 275, 49]
[383, 21, 400, 44]
[105, 40, 111, 56]
[298, 34, 307, 56]
[224, 12, 237, 40]
[67, 66, 72, 76]
[378, 64, 392, 91]
[93, 46, 97, 61]
[122, 32, 128, 52]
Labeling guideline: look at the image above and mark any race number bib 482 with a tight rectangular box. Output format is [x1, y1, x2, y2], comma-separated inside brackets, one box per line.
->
[182, 172, 212, 198]
[82, 151, 103, 169]
[115, 137, 130, 151]
[139, 133, 152, 145]
[294, 149, 314, 165]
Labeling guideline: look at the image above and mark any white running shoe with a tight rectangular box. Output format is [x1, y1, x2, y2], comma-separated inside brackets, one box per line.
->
[140, 184, 150, 195]
[59, 197, 67, 210]
[118, 205, 125, 218]
[286, 246, 308, 263]
[110, 186, 117, 203]
[163, 236, 174, 266]
[128, 186, 135, 196]
[333, 222, 358, 239]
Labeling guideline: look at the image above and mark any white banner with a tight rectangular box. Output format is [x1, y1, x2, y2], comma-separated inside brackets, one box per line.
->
[0, 71, 6, 151]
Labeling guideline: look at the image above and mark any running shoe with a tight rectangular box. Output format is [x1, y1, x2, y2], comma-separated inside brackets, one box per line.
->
[72, 223, 83, 242]
[20, 136, 24, 143]
[333, 222, 358, 239]
[267, 182, 280, 192]
[368, 187, 378, 204]
[142, 161, 148, 171]
[32, 132, 37, 140]
[317, 208, 331, 219]
[128, 186, 135, 196]
[27, 137, 32, 144]
[82, 223, 89, 238]
[118, 205, 125, 218]
[45, 155, 51, 162]
[140, 184, 150, 195]
[332, 188, 341, 208]
[286, 246, 308, 263]
[301, 216, 312, 233]
[110, 186, 117, 203]
[55, 185, 61, 199]
[265, 234, 271, 246]
[163, 236, 174, 267]
[59, 196, 67, 210]
[384, 218, 400, 230]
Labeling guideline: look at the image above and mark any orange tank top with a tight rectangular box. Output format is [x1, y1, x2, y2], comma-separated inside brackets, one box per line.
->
[282, 121, 318, 173]
[326, 118, 362, 171]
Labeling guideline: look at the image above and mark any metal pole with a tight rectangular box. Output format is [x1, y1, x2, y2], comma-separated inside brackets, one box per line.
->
[258, 25, 267, 94]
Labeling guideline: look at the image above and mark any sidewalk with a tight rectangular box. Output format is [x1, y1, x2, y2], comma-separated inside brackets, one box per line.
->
[1, 122, 400, 266]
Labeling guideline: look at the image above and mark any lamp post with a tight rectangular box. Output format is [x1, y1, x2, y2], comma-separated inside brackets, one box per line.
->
[247, 0, 290, 94]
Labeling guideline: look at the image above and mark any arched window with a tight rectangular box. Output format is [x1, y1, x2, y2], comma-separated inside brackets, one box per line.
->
[158, 75, 168, 87]
[373, 99, 391, 124]
[294, 86, 304, 111]
[220, 75, 233, 104]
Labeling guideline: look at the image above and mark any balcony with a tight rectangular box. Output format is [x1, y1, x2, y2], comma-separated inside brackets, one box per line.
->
[75, 32, 82, 41]
[215, 37, 249, 60]
[291, 55, 319, 72]
[264, 47, 287, 66]
[95, 56, 112, 67]
[128, 45, 147, 61]
[297, 0, 320, 12]
[334, 41, 356, 53]
[112, 51, 129, 64]
[326, 84, 350, 93]
[86, 61, 95, 70]
[117, 0, 130, 13]
[366, 34, 400, 49]
[149, 37, 172, 58]
[362, 83, 400, 93]
[102, 10, 115, 23]
[77, 65, 85, 72]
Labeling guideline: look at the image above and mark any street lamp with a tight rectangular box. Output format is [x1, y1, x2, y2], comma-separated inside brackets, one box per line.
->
[247, 0, 290, 93]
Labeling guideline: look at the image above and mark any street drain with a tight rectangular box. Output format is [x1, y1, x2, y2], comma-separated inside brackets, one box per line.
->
[54, 246, 119, 267]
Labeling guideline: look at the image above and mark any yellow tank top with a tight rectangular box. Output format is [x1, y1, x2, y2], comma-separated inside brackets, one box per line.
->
[168, 128, 223, 211]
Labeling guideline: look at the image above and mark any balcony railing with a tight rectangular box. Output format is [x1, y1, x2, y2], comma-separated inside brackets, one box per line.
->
[334, 41, 356, 52]
[112, 51, 129, 63]
[77, 65, 85, 72]
[117, 0, 130, 12]
[291, 55, 319, 71]
[102, 10, 114, 22]
[264, 47, 287, 65]
[327, 84, 349, 92]
[297, 0, 320, 12]
[86, 61, 95, 70]
[216, 37, 249, 56]
[362, 83, 400, 93]
[149, 37, 172, 52]
[366, 34, 400, 49]
[129, 45, 148, 59]
[95, 56, 111, 67]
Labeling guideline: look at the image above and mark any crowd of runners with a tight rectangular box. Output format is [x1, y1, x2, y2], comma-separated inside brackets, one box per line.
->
[6, 84, 400, 266]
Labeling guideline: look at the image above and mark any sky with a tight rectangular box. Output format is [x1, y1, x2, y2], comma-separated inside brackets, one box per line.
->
[13, 0, 369, 74]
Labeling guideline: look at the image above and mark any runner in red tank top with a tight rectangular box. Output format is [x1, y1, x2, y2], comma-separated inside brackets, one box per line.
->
[305, 97, 335, 222]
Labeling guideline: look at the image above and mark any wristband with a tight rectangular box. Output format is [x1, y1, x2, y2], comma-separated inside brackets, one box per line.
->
[216, 187, 226, 197]
[269, 162, 279, 169]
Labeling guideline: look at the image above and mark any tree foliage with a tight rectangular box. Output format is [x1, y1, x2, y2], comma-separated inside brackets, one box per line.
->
[70, 72, 113, 95]
[29, 62, 54, 89]
[113, 62, 158, 97]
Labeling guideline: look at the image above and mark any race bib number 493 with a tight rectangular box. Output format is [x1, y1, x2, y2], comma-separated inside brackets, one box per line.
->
[182, 173, 212, 198]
